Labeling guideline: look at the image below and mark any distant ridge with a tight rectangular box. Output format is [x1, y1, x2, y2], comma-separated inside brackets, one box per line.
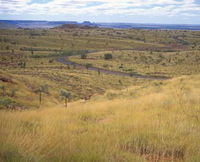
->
[0, 22, 18, 29]
[0, 20, 200, 30]
[55, 23, 98, 29]
[97, 23, 200, 30]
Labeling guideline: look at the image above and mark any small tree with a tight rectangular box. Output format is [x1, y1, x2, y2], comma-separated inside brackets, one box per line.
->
[6, 45, 9, 50]
[60, 89, 71, 107]
[119, 64, 123, 69]
[85, 63, 93, 70]
[119, 80, 123, 85]
[104, 53, 112, 60]
[81, 54, 87, 59]
[10, 56, 14, 62]
[35, 84, 49, 108]
[10, 88, 17, 97]
[98, 69, 101, 75]
[22, 62, 26, 68]
[18, 61, 26, 68]
[49, 59, 54, 63]
[0, 86, 6, 96]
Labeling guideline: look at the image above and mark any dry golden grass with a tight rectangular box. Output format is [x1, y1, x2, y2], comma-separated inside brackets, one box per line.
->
[70, 50, 200, 77]
[1, 27, 200, 162]
[1, 75, 200, 162]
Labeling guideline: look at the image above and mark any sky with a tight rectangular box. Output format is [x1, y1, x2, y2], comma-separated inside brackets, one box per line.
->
[0, 0, 200, 24]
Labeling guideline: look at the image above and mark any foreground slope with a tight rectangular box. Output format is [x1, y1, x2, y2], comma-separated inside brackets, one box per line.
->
[0, 75, 200, 162]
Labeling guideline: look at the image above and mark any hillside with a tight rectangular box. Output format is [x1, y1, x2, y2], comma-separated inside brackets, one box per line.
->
[0, 74, 200, 162]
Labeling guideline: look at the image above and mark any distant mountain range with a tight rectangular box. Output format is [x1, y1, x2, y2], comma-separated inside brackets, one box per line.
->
[0, 20, 200, 30]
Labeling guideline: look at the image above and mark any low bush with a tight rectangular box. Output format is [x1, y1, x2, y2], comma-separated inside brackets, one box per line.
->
[104, 53, 113, 60]
[0, 97, 17, 109]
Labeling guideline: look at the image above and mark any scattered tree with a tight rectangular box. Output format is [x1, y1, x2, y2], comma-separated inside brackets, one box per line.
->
[0, 86, 6, 96]
[10, 88, 17, 97]
[98, 69, 101, 75]
[49, 59, 54, 63]
[81, 54, 87, 59]
[119, 80, 123, 85]
[119, 64, 123, 69]
[31, 49, 34, 55]
[18, 61, 26, 68]
[85, 63, 93, 69]
[104, 53, 113, 60]
[6, 45, 9, 50]
[10, 56, 14, 62]
[60, 89, 71, 107]
[35, 84, 49, 108]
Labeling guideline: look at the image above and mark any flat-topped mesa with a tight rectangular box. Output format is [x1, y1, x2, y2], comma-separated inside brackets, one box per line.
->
[55, 23, 99, 29]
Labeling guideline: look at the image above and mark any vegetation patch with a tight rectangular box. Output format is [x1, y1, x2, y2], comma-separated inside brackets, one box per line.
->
[0, 97, 18, 109]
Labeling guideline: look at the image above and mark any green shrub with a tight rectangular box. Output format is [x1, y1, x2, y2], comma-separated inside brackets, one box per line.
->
[48, 59, 54, 63]
[0, 97, 17, 109]
[10, 88, 17, 97]
[80, 53, 87, 59]
[60, 89, 71, 107]
[85, 63, 93, 69]
[104, 53, 113, 60]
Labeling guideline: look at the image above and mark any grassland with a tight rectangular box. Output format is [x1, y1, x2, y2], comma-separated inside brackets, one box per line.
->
[70, 50, 200, 77]
[0, 26, 200, 162]
[1, 75, 200, 162]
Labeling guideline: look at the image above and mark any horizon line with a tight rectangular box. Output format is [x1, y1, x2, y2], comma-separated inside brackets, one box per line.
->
[1, 19, 200, 26]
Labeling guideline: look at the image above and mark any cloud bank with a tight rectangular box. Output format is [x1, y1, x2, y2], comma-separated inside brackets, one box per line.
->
[0, 0, 200, 23]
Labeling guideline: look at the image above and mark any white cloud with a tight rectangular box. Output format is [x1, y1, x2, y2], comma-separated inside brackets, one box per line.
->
[0, 0, 199, 18]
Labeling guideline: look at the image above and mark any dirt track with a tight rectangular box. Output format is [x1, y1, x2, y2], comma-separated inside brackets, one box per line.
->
[57, 57, 171, 80]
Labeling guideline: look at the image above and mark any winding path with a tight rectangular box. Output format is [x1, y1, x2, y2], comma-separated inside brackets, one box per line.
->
[57, 57, 171, 80]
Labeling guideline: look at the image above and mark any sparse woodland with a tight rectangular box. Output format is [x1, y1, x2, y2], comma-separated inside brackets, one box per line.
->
[0, 27, 200, 162]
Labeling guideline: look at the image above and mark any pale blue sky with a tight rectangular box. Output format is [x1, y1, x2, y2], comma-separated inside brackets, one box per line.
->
[0, 0, 200, 24]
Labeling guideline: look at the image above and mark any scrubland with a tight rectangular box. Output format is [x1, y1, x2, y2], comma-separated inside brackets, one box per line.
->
[70, 50, 200, 77]
[0, 27, 200, 161]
